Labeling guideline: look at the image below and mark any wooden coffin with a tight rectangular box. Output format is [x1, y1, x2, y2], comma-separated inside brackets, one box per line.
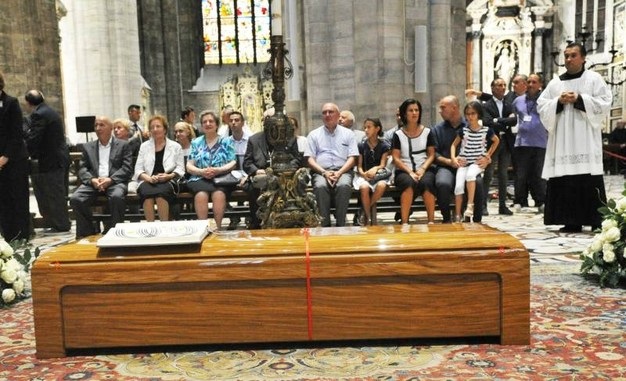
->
[31, 224, 530, 358]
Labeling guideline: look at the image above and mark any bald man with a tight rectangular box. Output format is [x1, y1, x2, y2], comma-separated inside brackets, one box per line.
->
[305, 103, 359, 227]
[70, 116, 133, 238]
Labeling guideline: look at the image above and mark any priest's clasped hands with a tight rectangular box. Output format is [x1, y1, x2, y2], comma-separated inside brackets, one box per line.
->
[559, 91, 578, 104]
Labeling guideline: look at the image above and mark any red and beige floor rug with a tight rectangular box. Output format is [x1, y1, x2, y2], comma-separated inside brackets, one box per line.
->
[5, 175, 624, 379]
[2, 262, 625, 381]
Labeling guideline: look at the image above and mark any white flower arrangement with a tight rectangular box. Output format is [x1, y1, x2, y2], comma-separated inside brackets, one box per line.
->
[580, 192, 626, 288]
[0, 238, 40, 307]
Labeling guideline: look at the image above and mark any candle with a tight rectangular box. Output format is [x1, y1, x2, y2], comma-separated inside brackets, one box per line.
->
[272, 0, 282, 35]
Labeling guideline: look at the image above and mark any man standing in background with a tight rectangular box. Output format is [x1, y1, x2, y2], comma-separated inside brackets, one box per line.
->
[511, 74, 547, 213]
[24, 90, 71, 234]
[479, 78, 517, 216]
[0, 72, 30, 241]
[128, 104, 148, 142]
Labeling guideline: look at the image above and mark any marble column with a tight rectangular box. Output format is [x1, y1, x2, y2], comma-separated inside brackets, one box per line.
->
[470, 30, 482, 90]
[467, 6, 488, 91]
[58, 0, 143, 143]
[533, 28, 545, 75]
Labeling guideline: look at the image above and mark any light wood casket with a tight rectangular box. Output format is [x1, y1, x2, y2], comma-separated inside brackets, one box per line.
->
[31, 224, 530, 358]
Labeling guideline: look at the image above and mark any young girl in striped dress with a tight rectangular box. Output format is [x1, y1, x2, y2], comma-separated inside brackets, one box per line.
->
[451, 101, 499, 222]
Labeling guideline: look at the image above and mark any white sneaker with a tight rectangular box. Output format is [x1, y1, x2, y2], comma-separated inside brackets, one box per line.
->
[513, 204, 522, 213]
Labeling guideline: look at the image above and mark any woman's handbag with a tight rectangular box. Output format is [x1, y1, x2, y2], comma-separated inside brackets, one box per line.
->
[170, 177, 188, 195]
[370, 168, 392, 183]
[213, 172, 240, 186]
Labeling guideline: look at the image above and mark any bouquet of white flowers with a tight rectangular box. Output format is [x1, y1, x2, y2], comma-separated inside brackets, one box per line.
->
[0, 238, 40, 307]
[580, 193, 626, 288]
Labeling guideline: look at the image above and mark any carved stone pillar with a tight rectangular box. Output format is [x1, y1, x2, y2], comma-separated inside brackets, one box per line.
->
[467, 6, 488, 90]
[533, 28, 545, 74]
[470, 30, 483, 90]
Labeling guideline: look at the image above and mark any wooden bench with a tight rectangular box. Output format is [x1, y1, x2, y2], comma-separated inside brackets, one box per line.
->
[83, 186, 433, 227]
[31, 224, 530, 358]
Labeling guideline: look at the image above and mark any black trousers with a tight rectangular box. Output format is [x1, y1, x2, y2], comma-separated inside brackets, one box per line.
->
[435, 167, 484, 223]
[70, 183, 127, 238]
[513, 146, 546, 207]
[483, 141, 511, 209]
[31, 167, 71, 231]
[0, 158, 30, 241]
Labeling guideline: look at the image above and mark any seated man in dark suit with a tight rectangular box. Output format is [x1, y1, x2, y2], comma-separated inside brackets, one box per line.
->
[70, 116, 132, 238]
[243, 128, 301, 229]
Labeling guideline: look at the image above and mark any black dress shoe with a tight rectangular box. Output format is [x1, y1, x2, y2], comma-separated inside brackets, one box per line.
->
[559, 225, 582, 233]
[227, 217, 241, 230]
[43, 228, 70, 235]
[498, 207, 513, 215]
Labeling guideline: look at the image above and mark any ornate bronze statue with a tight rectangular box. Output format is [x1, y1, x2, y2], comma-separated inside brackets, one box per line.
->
[258, 35, 320, 228]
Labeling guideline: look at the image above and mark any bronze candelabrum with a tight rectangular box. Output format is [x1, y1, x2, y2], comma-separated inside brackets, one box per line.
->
[258, 36, 320, 228]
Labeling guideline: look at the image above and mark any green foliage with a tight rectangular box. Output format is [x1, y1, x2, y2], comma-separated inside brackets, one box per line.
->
[9, 239, 40, 273]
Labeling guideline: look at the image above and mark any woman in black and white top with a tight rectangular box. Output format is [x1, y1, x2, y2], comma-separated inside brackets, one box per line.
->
[391, 99, 437, 225]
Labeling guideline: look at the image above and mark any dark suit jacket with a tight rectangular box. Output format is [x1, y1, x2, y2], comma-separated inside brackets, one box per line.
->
[0, 91, 28, 161]
[479, 95, 517, 152]
[77, 137, 133, 187]
[25, 103, 70, 172]
[243, 131, 301, 175]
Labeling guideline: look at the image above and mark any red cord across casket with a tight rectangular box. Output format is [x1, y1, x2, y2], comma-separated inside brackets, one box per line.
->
[301, 228, 313, 340]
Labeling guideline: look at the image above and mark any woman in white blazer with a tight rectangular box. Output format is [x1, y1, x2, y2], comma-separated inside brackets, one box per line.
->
[134, 115, 185, 221]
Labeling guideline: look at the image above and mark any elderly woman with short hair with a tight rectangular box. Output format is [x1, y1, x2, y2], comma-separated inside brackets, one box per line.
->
[134, 115, 185, 221]
[186, 110, 236, 229]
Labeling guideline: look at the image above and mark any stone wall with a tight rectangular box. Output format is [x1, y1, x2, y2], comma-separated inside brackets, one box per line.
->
[302, 0, 467, 130]
[137, 0, 203, 127]
[0, 0, 64, 118]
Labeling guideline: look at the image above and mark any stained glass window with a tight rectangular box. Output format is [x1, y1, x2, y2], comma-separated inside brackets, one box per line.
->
[202, 0, 271, 65]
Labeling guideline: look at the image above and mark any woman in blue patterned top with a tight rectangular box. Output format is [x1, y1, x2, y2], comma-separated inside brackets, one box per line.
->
[186, 110, 236, 229]
[450, 101, 499, 222]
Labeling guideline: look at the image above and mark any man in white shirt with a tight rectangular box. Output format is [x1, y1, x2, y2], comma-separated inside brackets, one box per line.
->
[305, 103, 359, 227]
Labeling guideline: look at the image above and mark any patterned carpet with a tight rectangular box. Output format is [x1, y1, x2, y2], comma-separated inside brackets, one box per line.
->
[2, 176, 625, 380]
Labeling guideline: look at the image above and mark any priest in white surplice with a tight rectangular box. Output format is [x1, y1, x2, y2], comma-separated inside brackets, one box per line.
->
[537, 42, 612, 233]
